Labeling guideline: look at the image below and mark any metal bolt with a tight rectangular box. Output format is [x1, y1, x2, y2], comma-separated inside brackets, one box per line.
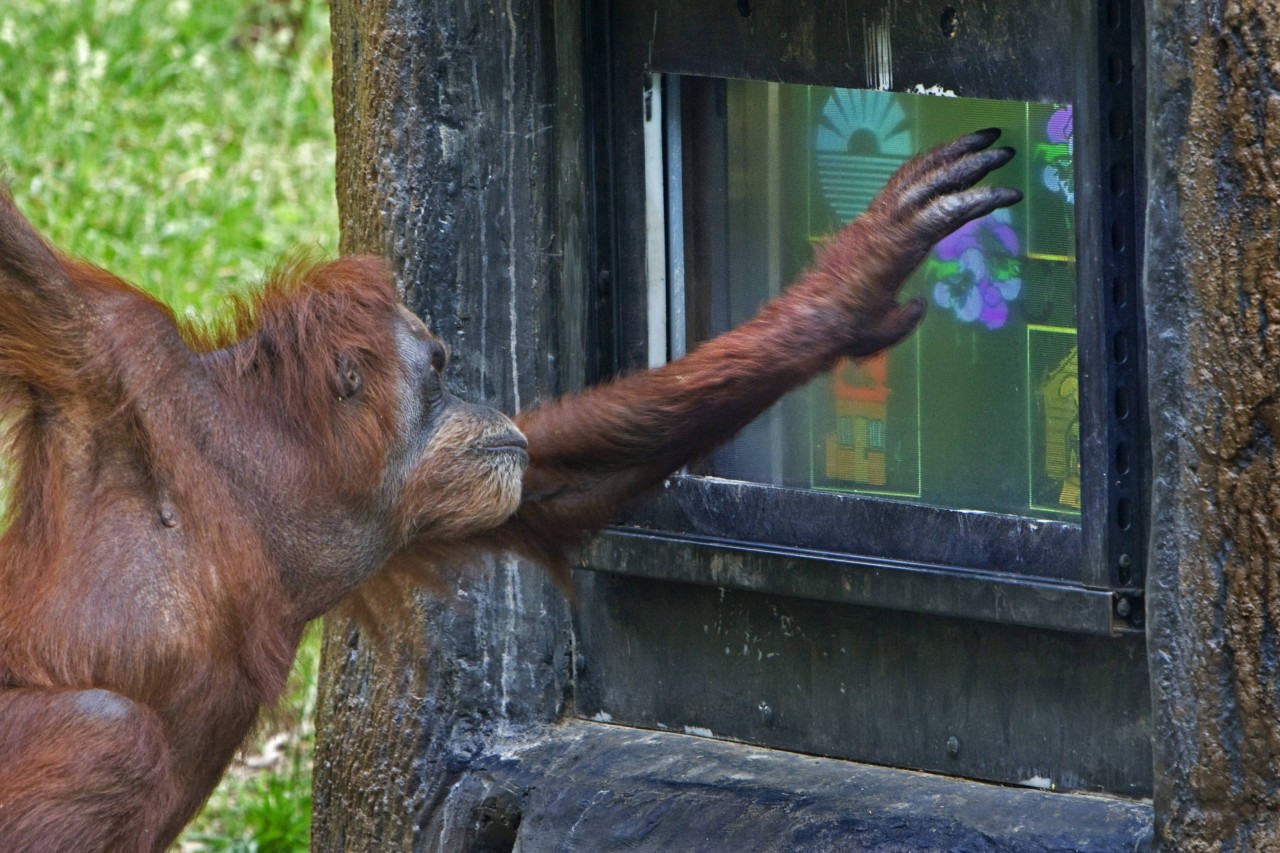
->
[758, 702, 775, 727]
[1116, 597, 1132, 618]
[1119, 553, 1132, 568]
[946, 736, 961, 757]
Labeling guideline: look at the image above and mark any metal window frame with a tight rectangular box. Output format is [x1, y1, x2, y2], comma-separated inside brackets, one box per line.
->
[580, 0, 1146, 637]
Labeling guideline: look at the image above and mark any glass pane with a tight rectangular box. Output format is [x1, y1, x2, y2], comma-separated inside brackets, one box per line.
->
[679, 80, 1079, 520]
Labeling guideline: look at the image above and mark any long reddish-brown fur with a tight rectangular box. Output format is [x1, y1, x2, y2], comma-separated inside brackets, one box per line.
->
[0, 130, 1017, 850]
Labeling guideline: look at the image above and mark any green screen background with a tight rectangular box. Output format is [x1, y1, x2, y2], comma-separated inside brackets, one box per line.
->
[700, 84, 1079, 520]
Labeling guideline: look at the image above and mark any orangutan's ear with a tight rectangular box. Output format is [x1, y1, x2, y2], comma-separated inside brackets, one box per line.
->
[335, 352, 363, 401]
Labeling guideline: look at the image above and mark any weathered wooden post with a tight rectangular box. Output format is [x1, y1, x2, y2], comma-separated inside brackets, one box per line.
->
[312, 0, 580, 846]
[1145, 0, 1280, 848]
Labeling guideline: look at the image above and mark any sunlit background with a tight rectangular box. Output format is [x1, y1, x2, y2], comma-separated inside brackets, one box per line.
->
[0, 1, 337, 849]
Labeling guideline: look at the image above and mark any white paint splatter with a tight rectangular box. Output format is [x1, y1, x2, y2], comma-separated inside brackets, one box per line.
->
[438, 125, 462, 161]
[909, 84, 959, 98]
[682, 725, 715, 738]
[1020, 775, 1055, 790]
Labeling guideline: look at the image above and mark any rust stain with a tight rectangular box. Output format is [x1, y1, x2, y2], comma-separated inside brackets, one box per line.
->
[1176, 0, 1280, 848]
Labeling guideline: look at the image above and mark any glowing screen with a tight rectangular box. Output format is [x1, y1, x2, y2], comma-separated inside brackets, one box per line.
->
[682, 82, 1079, 519]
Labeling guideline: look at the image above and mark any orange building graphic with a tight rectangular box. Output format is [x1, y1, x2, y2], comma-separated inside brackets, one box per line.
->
[825, 353, 890, 485]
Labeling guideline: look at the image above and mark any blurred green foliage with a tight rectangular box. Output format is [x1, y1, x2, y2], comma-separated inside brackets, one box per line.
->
[0, 0, 338, 322]
[0, 1, 337, 849]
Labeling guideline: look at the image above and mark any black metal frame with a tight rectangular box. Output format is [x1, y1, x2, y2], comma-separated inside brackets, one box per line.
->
[581, 0, 1146, 637]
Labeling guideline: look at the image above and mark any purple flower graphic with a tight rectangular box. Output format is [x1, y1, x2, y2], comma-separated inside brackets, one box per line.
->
[927, 208, 1022, 330]
[1046, 107, 1073, 145]
[1038, 106, 1075, 204]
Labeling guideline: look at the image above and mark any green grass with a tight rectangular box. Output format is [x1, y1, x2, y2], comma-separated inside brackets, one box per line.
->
[180, 625, 323, 853]
[0, 0, 337, 317]
[0, 1, 337, 849]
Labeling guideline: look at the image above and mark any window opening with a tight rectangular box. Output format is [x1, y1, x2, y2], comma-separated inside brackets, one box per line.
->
[667, 79, 1079, 520]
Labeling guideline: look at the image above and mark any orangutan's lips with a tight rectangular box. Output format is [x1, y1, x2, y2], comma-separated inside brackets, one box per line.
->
[480, 430, 529, 462]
